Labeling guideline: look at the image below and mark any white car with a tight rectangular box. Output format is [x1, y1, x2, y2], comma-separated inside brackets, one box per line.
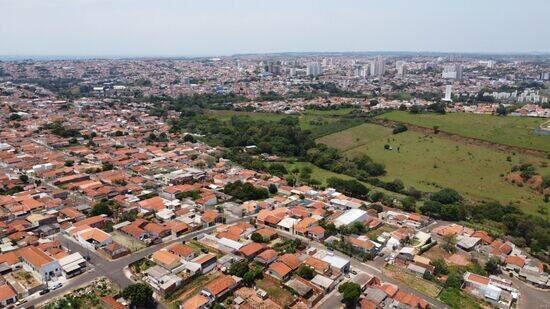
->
[51, 283, 62, 290]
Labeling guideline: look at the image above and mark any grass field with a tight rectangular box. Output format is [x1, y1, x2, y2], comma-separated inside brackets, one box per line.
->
[439, 287, 483, 309]
[384, 264, 442, 298]
[317, 123, 549, 216]
[256, 277, 295, 307]
[317, 123, 393, 151]
[377, 111, 550, 152]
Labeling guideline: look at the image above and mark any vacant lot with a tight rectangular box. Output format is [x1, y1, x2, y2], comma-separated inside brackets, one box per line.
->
[317, 123, 393, 151]
[377, 111, 550, 152]
[319, 123, 548, 216]
[256, 277, 295, 307]
[112, 231, 145, 252]
[384, 264, 442, 298]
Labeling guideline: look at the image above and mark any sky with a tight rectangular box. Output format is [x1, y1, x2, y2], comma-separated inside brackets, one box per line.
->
[1, 0, 549, 57]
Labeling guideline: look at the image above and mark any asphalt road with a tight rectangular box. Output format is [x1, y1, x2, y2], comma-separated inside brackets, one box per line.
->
[512, 277, 550, 309]
[23, 216, 252, 308]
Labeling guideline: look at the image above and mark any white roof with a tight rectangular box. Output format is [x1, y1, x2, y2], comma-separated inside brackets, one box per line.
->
[217, 237, 244, 250]
[334, 209, 367, 227]
[58, 252, 86, 272]
[321, 254, 350, 270]
[277, 217, 299, 229]
[311, 274, 334, 289]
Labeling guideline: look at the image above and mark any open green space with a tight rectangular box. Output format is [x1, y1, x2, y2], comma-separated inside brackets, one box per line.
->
[206, 109, 364, 138]
[377, 111, 550, 152]
[256, 278, 295, 307]
[439, 288, 483, 309]
[317, 123, 549, 216]
[278, 161, 405, 199]
[317, 123, 393, 151]
[384, 264, 442, 298]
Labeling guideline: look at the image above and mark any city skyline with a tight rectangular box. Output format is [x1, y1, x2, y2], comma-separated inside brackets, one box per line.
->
[1, 0, 550, 57]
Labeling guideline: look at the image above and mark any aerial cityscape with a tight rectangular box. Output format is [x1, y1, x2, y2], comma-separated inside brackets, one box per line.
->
[0, 1, 549, 309]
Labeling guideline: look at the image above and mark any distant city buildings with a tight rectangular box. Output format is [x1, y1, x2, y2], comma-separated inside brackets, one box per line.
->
[396, 61, 407, 78]
[442, 63, 463, 80]
[370, 56, 385, 77]
[306, 62, 323, 76]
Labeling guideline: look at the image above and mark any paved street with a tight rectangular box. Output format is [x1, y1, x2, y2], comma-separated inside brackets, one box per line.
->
[23, 216, 251, 308]
[512, 277, 550, 309]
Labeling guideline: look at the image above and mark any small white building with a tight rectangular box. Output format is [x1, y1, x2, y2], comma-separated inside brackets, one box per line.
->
[334, 209, 368, 228]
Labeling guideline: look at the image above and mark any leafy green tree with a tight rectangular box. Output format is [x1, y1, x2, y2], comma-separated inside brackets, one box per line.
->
[401, 197, 416, 212]
[338, 282, 361, 308]
[268, 184, 278, 194]
[251, 232, 265, 243]
[430, 188, 462, 204]
[183, 134, 196, 143]
[297, 265, 315, 280]
[485, 258, 501, 275]
[392, 123, 408, 134]
[496, 104, 508, 116]
[229, 260, 249, 277]
[432, 258, 449, 276]
[445, 271, 464, 289]
[91, 199, 119, 216]
[122, 283, 154, 308]
[19, 174, 29, 184]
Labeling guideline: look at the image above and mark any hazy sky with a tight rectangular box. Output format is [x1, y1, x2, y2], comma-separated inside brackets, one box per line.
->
[1, 0, 549, 57]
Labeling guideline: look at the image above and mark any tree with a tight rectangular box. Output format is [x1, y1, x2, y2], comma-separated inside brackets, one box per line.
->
[286, 175, 296, 186]
[430, 188, 462, 204]
[91, 199, 118, 216]
[122, 283, 154, 308]
[496, 104, 508, 116]
[445, 271, 464, 289]
[229, 260, 249, 277]
[401, 196, 416, 212]
[19, 174, 29, 184]
[183, 134, 196, 143]
[392, 123, 408, 134]
[326, 177, 369, 200]
[432, 258, 449, 276]
[338, 282, 361, 308]
[268, 184, 278, 194]
[485, 258, 501, 275]
[369, 191, 384, 202]
[251, 232, 265, 243]
[410, 105, 422, 114]
[442, 234, 457, 253]
[102, 161, 114, 171]
[297, 265, 315, 280]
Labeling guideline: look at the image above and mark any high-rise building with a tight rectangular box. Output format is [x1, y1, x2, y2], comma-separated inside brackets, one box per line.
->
[443, 85, 452, 102]
[369, 56, 385, 77]
[306, 62, 323, 76]
[442, 64, 463, 80]
[396, 61, 407, 78]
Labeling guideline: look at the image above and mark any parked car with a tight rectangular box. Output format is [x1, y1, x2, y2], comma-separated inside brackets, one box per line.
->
[39, 289, 50, 295]
[51, 283, 62, 290]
